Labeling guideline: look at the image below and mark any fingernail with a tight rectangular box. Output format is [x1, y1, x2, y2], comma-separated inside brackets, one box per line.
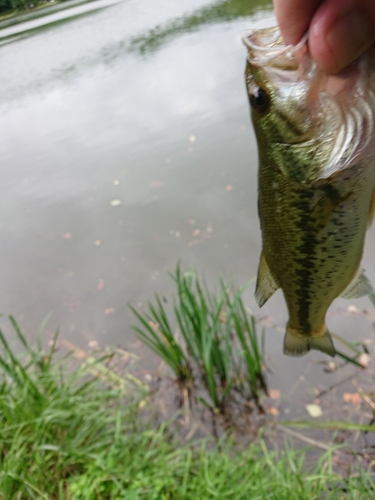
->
[327, 11, 370, 71]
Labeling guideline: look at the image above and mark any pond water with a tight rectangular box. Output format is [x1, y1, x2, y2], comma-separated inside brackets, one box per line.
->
[1, 0, 375, 422]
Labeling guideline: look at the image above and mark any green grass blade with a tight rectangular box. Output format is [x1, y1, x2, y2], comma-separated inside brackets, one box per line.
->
[331, 332, 362, 355]
[335, 350, 365, 368]
[0, 326, 42, 399]
[281, 420, 375, 432]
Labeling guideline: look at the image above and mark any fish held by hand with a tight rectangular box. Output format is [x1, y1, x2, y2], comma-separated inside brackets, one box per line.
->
[243, 27, 375, 357]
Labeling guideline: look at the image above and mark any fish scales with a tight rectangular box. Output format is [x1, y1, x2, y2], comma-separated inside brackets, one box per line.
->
[259, 157, 374, 331]
[244, 27, 375, 357]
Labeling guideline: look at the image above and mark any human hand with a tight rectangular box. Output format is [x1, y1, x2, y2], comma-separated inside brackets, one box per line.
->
[273, 0, 375, 73]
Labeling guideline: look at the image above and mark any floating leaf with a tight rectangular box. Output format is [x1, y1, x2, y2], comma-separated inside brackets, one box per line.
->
[343, 392, 362, 405]
[268, 407, 279, 416]
[188, 239, 201, 247]
[305, 404, 322, 418]
[269, 389, 281, 400]
[347, 304, 360, 313]
[359, 353, 370, 367]
[149, 180, 165, 188]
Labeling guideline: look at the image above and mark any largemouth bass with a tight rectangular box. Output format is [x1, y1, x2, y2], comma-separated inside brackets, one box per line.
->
[243, 27, 375, 357]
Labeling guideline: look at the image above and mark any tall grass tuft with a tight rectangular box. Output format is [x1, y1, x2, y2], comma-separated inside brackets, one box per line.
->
[0, 315, 145, 499]
[130, 265, 267, 409]
[0, 317, 374, 498]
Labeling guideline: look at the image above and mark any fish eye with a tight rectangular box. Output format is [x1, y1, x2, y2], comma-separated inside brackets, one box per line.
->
[250, 87, 270, 113]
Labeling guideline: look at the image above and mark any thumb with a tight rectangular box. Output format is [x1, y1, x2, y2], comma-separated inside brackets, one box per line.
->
[310, 0, 375, 73]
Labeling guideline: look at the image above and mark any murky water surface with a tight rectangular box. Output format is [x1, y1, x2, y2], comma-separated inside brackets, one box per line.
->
[1, 0, 375, 421]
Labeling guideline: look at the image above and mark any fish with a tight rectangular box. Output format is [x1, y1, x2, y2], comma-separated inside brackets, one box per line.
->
[243, 26, 375, 357]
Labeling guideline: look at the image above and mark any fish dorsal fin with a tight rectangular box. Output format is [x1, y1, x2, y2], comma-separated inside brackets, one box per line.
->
[368, 188, 375, 230]
[255, 251, 279, 307]
[341, 268, 374, 299]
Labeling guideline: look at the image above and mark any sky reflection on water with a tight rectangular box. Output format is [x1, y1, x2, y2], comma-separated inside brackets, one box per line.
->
[1, 0, 375, 419]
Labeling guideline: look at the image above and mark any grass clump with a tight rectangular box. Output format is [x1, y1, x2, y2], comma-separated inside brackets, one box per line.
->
[0, 315, 374, 498]
[0, 315, 144, 499]
[67, 438, 375, 499]
[130, 265, 266, 410]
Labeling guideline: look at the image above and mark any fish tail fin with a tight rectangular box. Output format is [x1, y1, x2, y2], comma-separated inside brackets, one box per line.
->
[283, 327, 310, 357]
[283, 325, 336, 358]
[309, 329, 336, 357]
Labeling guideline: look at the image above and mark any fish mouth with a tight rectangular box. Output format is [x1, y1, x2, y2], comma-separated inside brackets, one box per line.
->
[244, 27, 375, 178]
[242, 26, 309, 75]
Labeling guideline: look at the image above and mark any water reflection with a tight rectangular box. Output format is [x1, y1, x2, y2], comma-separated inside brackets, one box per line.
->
[1, 0, 270, 343]
[1, 0, 374, 420]
[130, 0, 272, 53]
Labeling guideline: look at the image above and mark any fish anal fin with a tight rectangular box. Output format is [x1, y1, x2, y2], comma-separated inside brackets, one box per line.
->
[255, 251, 279, 307]
[341, 268, 373, 299]
[368, 188, 375, 230]
[283, 324, 336, 358]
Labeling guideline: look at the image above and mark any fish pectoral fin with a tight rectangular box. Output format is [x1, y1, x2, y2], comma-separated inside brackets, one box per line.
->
[255, 251, 279, 307]
[310, 188, 350, 232]
[340, 268, 374, 299]
[283, 325, 336, 358]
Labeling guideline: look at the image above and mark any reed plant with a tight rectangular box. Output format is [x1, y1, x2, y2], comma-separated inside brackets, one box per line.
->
[130, 265, 267, 409]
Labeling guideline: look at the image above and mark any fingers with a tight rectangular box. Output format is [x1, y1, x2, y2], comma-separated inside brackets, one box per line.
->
[274, 0, 375, 74]
[310, 0, 375, 73]
[273, 0, 322, 45]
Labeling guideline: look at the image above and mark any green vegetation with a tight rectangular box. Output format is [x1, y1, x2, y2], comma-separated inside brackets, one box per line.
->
[129, 0, 273, 54]
[0, 0, 22, 16]
[1, 315, 375, 498]
[0, 0, 58, 17]
[283, 420, 375, 433]
[0, 315, 145, 498]
[130, 265, 267, 410]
